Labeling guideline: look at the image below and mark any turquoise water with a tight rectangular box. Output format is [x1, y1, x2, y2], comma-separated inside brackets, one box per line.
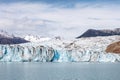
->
[0, 62, 120, 80]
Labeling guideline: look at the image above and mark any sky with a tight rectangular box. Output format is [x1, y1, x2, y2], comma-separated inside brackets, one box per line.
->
[0, 0, 120, 39]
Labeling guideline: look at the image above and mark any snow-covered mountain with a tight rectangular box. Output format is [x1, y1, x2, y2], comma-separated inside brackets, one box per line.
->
[77, 28, 120, 38]
[0, 30, 14, 38]
[24, 35, 51, 42]
[0, 30, 29, 44]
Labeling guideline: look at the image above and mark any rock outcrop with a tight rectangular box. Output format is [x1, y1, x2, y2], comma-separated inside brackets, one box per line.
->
[106, 41, 120, 54]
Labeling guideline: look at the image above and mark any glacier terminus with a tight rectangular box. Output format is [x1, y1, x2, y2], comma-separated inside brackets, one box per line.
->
[0, 35, 120, 62]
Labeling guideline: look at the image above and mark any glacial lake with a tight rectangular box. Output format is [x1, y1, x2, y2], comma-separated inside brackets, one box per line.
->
[0, 62, 120, 80]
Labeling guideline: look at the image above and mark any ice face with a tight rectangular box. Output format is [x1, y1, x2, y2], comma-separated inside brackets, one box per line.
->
[0, 45, 54, 62]
[0, 35, 120, 62]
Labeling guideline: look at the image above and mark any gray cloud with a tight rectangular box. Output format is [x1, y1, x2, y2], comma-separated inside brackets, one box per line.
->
[0, 2, 120, 39]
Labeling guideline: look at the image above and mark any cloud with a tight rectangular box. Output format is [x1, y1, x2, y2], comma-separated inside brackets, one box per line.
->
[0, 2, 120, 39]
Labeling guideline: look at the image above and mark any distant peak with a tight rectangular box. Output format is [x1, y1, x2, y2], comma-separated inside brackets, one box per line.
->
[0, 30, 14, 38]
[77, 28, 120, 38]
[0, 30, 28, 44]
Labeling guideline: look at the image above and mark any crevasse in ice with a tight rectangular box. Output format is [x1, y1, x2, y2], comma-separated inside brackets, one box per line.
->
[0, 35, 120, 62]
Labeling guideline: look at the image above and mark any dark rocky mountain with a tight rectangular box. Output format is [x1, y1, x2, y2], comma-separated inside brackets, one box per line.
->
[0, 30, 29, 44]
[77, 28, 120, 38]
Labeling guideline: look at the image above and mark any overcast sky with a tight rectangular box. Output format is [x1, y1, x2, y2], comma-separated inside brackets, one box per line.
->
[0, 0, 120, 39]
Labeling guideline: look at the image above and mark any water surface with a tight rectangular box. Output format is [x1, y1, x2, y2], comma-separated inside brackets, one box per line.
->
[0, 62, 120, 80]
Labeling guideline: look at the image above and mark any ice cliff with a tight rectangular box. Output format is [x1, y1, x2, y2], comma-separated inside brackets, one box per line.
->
[0, 35, 120, 62]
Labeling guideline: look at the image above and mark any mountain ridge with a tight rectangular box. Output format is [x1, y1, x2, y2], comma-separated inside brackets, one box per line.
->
[77, 28, 120, 38]
[0, 30, 29, 44]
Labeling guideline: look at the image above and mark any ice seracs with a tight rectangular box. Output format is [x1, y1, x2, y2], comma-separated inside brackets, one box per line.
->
[24, 35, 51, 42]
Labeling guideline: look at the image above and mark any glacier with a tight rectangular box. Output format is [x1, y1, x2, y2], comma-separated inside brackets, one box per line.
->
[0, 35, 120, 62]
